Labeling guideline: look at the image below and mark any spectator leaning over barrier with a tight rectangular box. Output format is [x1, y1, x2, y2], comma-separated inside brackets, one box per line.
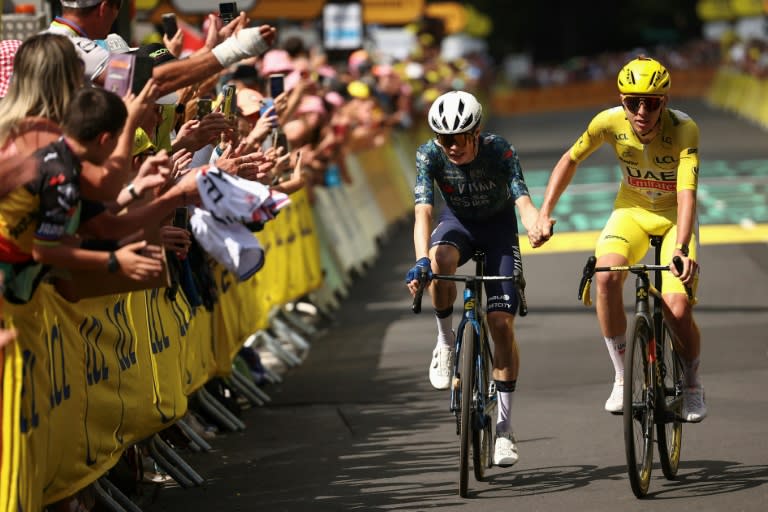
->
[48, 1, 278, 99]
[0, 34, 84, 158]
[0, 87, 166, 304]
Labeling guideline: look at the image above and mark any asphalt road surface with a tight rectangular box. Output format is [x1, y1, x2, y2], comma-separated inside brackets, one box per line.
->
[146, 99, 768, 512]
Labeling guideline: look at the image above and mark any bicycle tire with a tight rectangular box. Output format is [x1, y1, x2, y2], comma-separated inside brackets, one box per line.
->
[458, 321, 475, 497]
[624, 315, 655, 498]
[472, 325, 495, 481]
[657, 322, 683, 480]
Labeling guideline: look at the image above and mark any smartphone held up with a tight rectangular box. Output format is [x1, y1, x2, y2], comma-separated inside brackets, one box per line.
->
[268, 73, 284, 98]
[161, 13, 178, 37]
[219, 2, 238, 25]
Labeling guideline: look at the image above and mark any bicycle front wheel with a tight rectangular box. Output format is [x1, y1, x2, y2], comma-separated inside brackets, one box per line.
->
[624, 315, 655, 498]
[472, 324, 495, 482]
[458, 322, 475, 498]
[657, 322, 683, 480]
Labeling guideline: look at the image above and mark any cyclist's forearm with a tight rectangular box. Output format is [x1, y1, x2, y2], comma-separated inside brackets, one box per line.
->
[515, 195, 539, 233]
[676, 189, 696, 246]
[540, 151, 578, 216]
[413, 204, 432, 259]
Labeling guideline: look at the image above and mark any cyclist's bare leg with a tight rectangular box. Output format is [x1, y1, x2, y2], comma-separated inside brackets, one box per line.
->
[428, 244, 459, 310]
[663, 292, 706, 420]
[488, 312, 520, 460]
[488, 311, 519, 381]
[595, 253, 630, 411]
[662, 292, 701, 375]
[595, 253, 629, 337]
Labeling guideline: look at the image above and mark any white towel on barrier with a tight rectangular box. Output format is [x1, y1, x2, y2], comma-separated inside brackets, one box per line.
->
[196, 166, 290, 225]
[189, 208, 265, 281]
[191, 167, 291, 280]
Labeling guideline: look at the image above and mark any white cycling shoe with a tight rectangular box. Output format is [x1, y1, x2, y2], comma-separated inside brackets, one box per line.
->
[493, 431, 519, 467]
[428, 345, 454, 390]
[604, 380, 624, 413]
[682, 385, 707, 422]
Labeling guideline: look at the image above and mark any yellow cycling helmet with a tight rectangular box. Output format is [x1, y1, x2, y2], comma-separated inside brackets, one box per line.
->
[617, 57, 671, 95]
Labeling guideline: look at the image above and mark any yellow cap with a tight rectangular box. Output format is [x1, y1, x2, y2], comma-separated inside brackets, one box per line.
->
[347, 80, 370, 99]
[132, 127, 156, 156]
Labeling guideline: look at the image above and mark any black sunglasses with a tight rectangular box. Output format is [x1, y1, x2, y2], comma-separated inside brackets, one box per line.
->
[435, 132, 474, 148]
[622, 96, 663, 115]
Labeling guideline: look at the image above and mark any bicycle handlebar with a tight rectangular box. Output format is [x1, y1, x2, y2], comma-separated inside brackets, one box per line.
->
[412, 271, 528, 317]
[577, 255, 692, 301]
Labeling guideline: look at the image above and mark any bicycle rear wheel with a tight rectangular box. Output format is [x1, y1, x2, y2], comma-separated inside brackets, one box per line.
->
[624, 315, 655, 498]
[458, 322, 475, 497]
[657, 322, 683, 480]
[472, 325, 495, 482]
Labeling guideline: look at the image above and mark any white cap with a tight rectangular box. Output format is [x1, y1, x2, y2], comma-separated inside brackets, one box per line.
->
[60, 1, 103, 8]
[103, 33, 137, 54]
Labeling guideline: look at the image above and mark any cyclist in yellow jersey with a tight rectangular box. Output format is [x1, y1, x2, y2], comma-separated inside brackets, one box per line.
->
[529, 57, 706, 422]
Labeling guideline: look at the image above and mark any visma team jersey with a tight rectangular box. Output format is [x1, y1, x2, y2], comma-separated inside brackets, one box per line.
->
[414, 133, 530, 220]
[569, 106, 700, 211]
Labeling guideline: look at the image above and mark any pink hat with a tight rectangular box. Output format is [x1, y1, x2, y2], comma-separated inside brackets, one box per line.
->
[260, 49, 294, 76]
[324, 91, 344, 109]
[296, 95, 326, 116]
[348, 49, 369, 74]
[317, 65, 337, 79]
[237, 88, 264, 117]
[0, 39, 22, 98]
[373, 64, 395, 77]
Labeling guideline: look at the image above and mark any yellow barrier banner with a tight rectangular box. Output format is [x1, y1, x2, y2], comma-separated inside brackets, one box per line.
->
[3, 296, 51, 512]
[254, 188, 323, 317]
[355, 144, 412, 224]
[1, 338, 24, 512]
[3, 284, 193, 508]
[211, 187, 323, 375]
[0, 184, 323, 510]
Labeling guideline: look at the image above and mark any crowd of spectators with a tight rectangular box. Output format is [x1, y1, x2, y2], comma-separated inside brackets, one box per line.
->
[504, 38, 722, 88]
[0, 2, 495, 508]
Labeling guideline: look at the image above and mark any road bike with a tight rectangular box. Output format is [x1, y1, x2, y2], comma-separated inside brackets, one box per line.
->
[413, 250, 527, 498]
[577, 235, 692, 498]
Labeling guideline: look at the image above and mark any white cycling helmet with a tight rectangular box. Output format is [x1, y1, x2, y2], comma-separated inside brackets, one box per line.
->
[428, 90, 483, 134]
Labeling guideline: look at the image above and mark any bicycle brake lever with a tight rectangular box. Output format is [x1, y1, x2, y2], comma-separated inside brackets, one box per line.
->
[412, 268, 427, 314]
[671, 255, 693, 301]
[578, 256, 597, 300]
[514, 270, 528, 317]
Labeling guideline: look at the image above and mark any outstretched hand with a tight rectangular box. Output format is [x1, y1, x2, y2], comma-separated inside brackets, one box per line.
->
[529, 215, 556, 248]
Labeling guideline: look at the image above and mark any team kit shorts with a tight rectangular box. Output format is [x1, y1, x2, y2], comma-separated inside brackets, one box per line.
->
[430, 206, 522, 315]
[596, 204, 699, 295]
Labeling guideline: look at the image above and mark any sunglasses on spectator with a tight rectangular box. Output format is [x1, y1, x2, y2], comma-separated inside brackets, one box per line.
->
[622, 96, 663, 114]
[435, 132, 474, 147]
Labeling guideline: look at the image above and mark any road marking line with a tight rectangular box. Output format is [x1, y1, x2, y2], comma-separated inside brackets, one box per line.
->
[519, 224, 768, 254]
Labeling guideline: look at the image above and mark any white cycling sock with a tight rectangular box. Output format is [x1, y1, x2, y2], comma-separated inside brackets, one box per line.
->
[604, 334, 626, 382]
[435, 309, 453, 347]
[683, 357, 701, 388]
[496, 386, 515, 433]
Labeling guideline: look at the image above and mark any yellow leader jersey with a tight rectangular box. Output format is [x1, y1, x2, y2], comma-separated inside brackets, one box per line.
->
[569, 106, 699, 212]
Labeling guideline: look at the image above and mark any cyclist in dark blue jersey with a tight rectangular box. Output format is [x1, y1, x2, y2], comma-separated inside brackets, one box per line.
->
[405, 91, 540, 466]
